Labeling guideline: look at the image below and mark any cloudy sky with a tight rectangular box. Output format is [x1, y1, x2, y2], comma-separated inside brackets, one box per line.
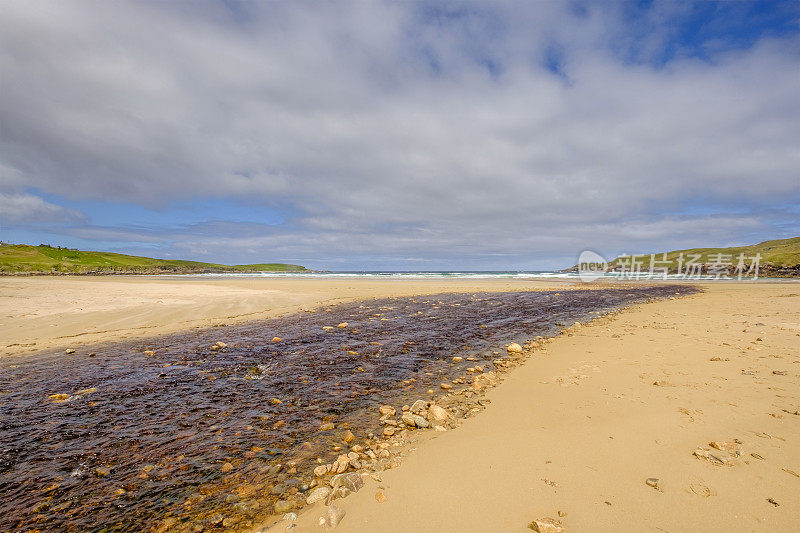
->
[0, 1, 798, 270]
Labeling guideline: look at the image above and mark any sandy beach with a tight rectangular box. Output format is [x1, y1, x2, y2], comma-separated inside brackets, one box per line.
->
[268, 281, 800, 532]
[0, 276, 567, 357]
[1, 277, 798, 532]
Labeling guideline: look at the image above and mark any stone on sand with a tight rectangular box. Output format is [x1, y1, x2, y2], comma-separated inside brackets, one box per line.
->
[306, 487, 330, 504]
[426, 404, 451, 424]
[507, 343, 523, 354]
[528, 517, 564, 532]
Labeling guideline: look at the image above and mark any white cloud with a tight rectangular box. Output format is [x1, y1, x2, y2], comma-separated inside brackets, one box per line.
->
[0, 192, 85, 223]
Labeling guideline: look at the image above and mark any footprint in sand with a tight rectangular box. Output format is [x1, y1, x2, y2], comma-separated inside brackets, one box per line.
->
[689, 483, 716, 498]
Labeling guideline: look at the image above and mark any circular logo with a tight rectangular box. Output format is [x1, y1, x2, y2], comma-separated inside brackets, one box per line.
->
[577, 250, 608, 282]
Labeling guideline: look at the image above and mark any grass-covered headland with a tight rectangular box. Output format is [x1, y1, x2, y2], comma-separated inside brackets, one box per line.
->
[0, 243, 307, 275]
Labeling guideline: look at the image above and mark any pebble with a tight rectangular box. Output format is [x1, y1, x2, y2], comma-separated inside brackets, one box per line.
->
[440, 383, 453, 390]
[342, 430, 355, 443]
[221, 516, 240, 528]
[271, 337, 282, 342]
[375, 490, 387, 503]
[383, 427, 395, 437]
[427, 404, 450, 424]
[646, 478, 660, 490]
[95, 466, 111, 477]
[507, 343, 523, 354]
[401, 413, 416, 427]
[306, 487, 330, 504]
[208, 514, 224, 526]
[320, 422, 335, 431]
[323, 504, 345, 528]
[274, 500, 293, 514]
[528, 517, 564, 532]
[337, 322, 348, 329]
[322, 326, 335, 332]
[452, 356, 463, 362]
[379, 405, 396, 416]
[65, 348, 76, 355]
[220, 462, 234, 473]
[413, 415, 429, 428]
[411, 400, 427, 414]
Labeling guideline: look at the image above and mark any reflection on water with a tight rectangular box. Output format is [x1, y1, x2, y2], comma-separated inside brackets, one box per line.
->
[0, 286, 693, 531]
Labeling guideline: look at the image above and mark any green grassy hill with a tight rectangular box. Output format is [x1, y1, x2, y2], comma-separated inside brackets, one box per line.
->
[0, 243, 307, 275]
[605, 237, 800, 277]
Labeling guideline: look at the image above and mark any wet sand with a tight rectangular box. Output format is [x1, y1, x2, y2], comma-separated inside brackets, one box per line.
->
[271, 282, 800, 532]
[0, 276, 574, 357]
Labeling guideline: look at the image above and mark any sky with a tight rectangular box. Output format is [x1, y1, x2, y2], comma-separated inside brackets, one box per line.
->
[0, 0, 798, 270]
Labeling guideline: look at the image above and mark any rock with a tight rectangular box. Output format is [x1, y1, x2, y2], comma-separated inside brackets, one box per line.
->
[652, 380, 668, 386]
[440, 383, 453, 390]
[331, 454, 350, 473]
[306, 487, 331, 504]
[337, 322, 349, 329]
[342, 430, 355, 443]
[507, 343, 523, 354]
[379, 405, 396, 416]
[433, 425, 447, 432]
[320, 422, 335, 431]
[314, 465, 329, 477]
[65, 348, 76, 355]
[375, 490, 387, 503]
[208, 514, 224, 526]
[383, 427, 395, 437]
[528, 517, 564, 532]
[426, 404, 450, 424]
[270, 398, 282, 405]
[646, 478, 660, 490]
[413, 415, 429, 428]
[401, 412, 416, 426]
[452, 356, 463, 362]
[322, 326, 335, 332]
[472, 371, 498, 392]
[323, 504, 345, 528]
[95, 466, 111, 477]
[271, 337, 282, 342]
[274, 500, 293, 514]
[220, 462, 234, 473]
[143, 350, 155, 357]
[49, 393, 70, 402]
[221, 516, 240, 528]
[411, 400, 427, 414]
[332, 472, 364, 493]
